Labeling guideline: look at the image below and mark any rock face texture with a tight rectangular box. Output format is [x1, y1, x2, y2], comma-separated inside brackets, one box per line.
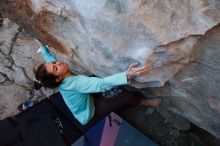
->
[0, 0, 220, 139]
[152, 25, 220, 138]
[0, 18, 57, 118]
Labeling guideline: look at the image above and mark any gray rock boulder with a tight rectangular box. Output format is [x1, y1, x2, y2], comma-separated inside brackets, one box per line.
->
[0, 0, 219, 139]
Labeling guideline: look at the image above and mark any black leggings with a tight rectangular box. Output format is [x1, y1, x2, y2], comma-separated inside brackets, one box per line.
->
[84, 88, 143, 129]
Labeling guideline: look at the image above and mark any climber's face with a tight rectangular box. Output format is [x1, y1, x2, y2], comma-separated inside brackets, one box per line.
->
[44, 61, 71, 80]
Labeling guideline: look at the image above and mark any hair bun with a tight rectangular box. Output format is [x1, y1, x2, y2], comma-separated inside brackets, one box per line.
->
[33, 81, 42, 90]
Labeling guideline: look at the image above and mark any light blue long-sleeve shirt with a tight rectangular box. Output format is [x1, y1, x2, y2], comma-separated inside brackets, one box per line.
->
[39, 44, 129, 125]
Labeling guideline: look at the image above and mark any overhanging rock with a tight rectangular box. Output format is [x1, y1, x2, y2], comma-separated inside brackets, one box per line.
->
[0, 0, 220, 140]
[26, 0, 220, 87]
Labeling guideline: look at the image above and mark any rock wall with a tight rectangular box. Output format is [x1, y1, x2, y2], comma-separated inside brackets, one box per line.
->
[27, 0, 220, 87]
[151, 25, 220, 138]
[0, 18, 55, 118]
[0, 0, 219, 139]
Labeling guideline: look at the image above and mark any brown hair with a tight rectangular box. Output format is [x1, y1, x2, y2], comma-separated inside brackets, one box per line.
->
[33, 63, 62, 90]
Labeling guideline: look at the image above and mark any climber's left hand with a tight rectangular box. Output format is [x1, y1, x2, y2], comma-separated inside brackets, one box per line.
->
[126, 63, 151, 79]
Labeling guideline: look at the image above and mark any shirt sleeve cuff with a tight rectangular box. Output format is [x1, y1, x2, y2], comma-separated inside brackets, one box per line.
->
[121, 71, 130, 85]
[40, 44, 49, 54]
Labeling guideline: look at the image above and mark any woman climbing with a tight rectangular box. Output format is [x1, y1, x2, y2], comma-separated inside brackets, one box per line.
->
[33, 40, 161, 126]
